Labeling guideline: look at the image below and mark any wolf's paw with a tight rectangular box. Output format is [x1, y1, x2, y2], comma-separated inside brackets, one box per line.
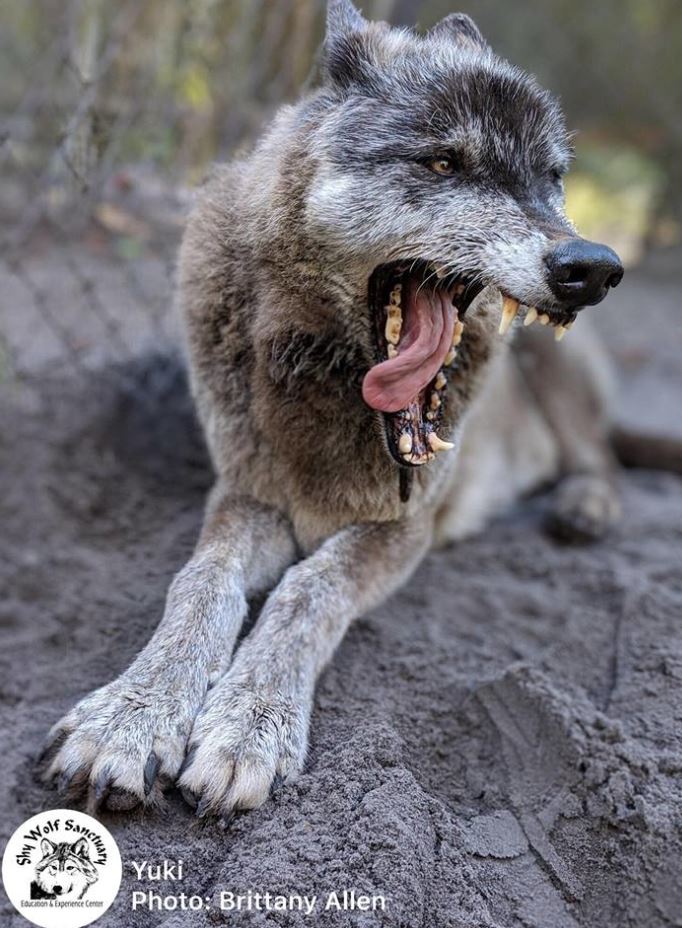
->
[178, 664, 309, 820]
[40, 672, 204, 811]
[546, 473, 621, 544]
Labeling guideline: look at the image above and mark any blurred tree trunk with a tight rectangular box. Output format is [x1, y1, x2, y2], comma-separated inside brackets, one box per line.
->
[65, 0, 105, 194]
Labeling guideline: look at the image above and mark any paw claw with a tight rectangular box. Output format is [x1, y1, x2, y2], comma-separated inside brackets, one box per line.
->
[180, 786, 199, 810]
[93, 770, 113, 808]
[270, 773, 286, 796]
[178, 744, 198, 778]
[143, 751, 161, 797]
[37, 729, 68, 767]
[56, 764, 89, 798]
[219, 811, 236, 830]
[195, 796, 214, 819]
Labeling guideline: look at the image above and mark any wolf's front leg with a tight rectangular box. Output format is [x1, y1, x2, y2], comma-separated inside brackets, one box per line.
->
[178, 515, 433, 818]
[41, 489, 296, 811]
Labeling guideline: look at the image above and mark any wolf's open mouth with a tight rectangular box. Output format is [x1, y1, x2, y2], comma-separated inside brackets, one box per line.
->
[363, 261, 484, 467]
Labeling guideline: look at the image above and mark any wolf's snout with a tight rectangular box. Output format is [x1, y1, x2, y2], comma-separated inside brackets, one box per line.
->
[544, 239, 623, 307]
[53, 885, 63, 894]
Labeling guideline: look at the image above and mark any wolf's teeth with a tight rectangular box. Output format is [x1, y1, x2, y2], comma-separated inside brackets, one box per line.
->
[452, 319, 465, 346]
[565, 321, 574, 331]
[390, 286, 402, 305]
[426, 410, 436, 421]
[435, 266, 448, 279]
[554, 325, 567, 342]
[402, 453, 413, 463]
[538, 313, 550, 326]
[435, 371, 447, 390]
[387, 343, 398, 359]
[444, 348, 457, 365]
[499, 296, 520, 335]
[524, 307, 538, 327]
[428, 432, 454, 452]
[430, 393, 441, 411]
[398, 432, 413, 454]
[385, 308, 402, 345]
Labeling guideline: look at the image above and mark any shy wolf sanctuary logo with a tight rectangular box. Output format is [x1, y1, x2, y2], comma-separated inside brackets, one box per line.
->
[2, 810, 122, 928]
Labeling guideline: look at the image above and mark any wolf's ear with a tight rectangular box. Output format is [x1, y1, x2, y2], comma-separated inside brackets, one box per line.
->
[72, 838, 90, 859]
[326, 0, 366, 40]
[428, 13, 488, 50]
[40, 839, 55, 858]
[324, 0, 370, 87]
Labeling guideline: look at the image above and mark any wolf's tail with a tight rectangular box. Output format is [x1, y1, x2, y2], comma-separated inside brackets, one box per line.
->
[611, 426, 682, 475]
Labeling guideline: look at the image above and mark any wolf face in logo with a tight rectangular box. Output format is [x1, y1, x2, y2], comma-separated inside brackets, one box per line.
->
[31, 837, 99, 900]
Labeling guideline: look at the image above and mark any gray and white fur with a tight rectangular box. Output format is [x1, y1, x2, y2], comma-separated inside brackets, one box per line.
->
[42, 2, 623, 818]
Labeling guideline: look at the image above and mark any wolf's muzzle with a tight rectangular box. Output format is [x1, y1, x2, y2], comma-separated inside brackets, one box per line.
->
[545, 238, 623, 307]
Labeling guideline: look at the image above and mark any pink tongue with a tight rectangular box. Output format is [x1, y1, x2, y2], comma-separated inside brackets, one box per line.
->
[362, 285, 456, 413]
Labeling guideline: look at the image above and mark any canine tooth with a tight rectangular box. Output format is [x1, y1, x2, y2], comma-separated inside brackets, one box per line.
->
[435, 371, 447, 390]
[387, 343, 398, 359]
[428, 432, 454, 452]
[498, 296, 519, 335]
[554, 325, 567, 342]
[430, 393, 441, 410]
[452, 319, 465, 346]
[398, 432, 413, 454]
[565, 321, 574, 330]
[538, 313, 550, 326]
[524, 307, 538, 327]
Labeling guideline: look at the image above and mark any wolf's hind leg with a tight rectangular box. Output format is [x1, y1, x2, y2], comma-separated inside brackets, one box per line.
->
[41, 488, 296, 812]
[515, 323, 621, 542]
[178, 515, 433, 819]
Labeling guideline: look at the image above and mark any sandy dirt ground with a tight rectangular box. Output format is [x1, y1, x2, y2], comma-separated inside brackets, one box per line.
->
[1, 240, 681, 927]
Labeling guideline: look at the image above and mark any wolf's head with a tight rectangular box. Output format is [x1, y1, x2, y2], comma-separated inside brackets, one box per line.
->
[293, 1, 623, 467]
[34, 837, 99, 900]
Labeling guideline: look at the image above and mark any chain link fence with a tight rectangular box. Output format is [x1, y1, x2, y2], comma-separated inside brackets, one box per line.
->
[0, 0, 347, 389]
[1, 0, 679, 391]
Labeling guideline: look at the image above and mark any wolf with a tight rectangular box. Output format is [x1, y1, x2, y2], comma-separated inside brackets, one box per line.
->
[30, 837, 98, 900]
[43, 2, 625, 818]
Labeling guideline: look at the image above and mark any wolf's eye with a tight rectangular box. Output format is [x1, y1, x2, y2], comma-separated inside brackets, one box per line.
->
[549, 167, 565, 185]
[426, 155, 458, 177]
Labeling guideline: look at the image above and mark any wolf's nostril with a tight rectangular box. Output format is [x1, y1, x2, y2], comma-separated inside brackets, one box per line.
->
[559, 264, 589, 284]
[545, 238, 623, 307]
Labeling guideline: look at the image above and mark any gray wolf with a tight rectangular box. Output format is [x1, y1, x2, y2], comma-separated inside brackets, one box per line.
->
[30, 838, 98, 900]
[42, 1, 624, 819]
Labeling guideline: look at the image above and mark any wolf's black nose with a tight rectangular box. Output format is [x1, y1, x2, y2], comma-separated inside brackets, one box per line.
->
[53, 885, 62, 893]
[545, 239, 623, 307]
